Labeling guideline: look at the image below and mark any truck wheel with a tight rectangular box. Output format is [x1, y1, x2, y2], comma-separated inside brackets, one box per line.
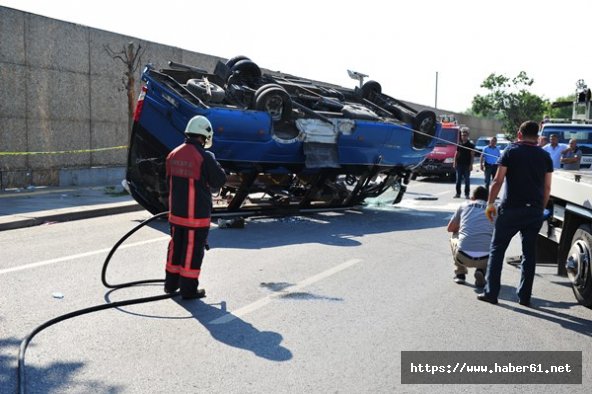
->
[412, 110, 437, 149]
[225, 55, 251, 69]
[254, 86, 292, 122]
[566, 224, 592, 307]
[360, 80, 382, 99]
[230, 60, 262, 80]
[253, 84, 284, 101]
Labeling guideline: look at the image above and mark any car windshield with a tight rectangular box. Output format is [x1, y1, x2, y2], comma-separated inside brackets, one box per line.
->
[475, 138, 489, 147]
[497, 142, 509, 150]
[542, 127, 592, 143]
[437, 128, 458, 145]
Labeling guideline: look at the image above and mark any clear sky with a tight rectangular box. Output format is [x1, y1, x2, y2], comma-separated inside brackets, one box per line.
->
[1, 0, 591, 113]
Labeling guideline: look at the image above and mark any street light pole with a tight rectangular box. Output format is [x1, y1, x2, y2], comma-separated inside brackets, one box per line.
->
[435, 71, 439, 109]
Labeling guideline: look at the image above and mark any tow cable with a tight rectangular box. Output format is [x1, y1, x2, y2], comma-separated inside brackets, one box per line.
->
[17, 211, 177, 394]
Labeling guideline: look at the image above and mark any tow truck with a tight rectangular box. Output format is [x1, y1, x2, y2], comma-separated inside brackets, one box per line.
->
[537, 80, 592, 307]
[541, 79, 592, 168]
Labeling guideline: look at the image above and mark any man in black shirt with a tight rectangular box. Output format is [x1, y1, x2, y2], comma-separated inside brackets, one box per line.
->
[453, 127, 475, 199]
[477, 121, 553, 306]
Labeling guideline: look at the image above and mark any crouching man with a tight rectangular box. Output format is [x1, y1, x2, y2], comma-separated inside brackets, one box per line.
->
[447, 186, 494, 287]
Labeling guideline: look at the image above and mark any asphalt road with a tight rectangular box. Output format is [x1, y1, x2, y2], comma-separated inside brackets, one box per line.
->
[1, 174, 591, 393]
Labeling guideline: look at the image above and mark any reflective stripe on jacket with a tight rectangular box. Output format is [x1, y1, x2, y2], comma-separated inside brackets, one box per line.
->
[166, 139, 226, 228]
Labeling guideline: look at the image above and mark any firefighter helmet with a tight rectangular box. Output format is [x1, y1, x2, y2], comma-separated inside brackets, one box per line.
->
[184, 115, 213, 148]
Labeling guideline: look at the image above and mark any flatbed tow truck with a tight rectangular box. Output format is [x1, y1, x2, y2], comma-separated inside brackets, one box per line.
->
[538, 169, 592, 307]
[537, 81, 592, 307]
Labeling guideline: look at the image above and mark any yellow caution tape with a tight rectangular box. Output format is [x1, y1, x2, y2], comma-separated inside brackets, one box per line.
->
[0, 146, 128, 156]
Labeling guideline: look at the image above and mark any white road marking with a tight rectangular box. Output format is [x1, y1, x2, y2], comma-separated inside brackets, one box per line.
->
[0, 236, 169, 275]
[435, 190, 452, 196]
[395, 199, 461, 212]
[208, 258, 363, 325]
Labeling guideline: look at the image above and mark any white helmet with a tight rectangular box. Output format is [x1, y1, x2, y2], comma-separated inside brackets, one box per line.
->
[185, 115, 213, 148]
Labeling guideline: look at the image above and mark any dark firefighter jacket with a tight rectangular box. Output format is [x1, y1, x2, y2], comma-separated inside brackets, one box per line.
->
[166, 138, 227, 228]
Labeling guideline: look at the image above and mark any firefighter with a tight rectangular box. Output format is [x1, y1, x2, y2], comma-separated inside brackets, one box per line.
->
[164, 115, 227, 299]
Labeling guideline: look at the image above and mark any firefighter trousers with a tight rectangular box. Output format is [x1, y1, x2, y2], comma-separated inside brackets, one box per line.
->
[165, 225, 209, 297]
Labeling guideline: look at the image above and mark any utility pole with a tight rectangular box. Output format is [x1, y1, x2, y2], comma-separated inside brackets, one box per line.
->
[435, 71, 439, 109]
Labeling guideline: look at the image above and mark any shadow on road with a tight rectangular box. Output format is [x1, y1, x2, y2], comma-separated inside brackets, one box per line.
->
[0, 337, 122, 394]
[415, 173, 487, 186]
[473, 284, 592, 337]
[508, 303, 592, 337]
[127, 206, 453, 250]
[208, 207, 452, 250]
[175, 299, 293, 362]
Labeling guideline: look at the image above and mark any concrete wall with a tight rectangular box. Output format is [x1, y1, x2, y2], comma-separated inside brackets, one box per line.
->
[0, 6, 500, 189]
[0, 6, 223, 188]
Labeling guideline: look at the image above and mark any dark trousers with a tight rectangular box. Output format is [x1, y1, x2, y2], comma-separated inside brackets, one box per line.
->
[484, 207, 544, 303]
[455, 164, 471, 197]
[165, 225, 209, 297]
[483, 164, 498, 190]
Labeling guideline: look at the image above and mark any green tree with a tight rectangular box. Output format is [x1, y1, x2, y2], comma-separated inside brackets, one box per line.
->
[471, 72, 547, 139]
[545, 94, 575, 120]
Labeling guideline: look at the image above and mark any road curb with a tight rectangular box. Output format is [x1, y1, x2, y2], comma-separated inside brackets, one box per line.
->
[0, 201, 145, 231]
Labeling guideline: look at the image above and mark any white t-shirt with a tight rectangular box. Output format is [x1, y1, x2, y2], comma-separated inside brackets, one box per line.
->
[543, 143, 568, 169]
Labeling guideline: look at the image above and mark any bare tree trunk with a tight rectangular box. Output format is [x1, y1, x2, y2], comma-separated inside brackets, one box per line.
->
[104, 42, 145, 145]
[125, 43, 136, 143]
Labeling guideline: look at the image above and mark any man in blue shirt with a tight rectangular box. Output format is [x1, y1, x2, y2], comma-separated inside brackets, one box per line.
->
[478, 121, 553, 306]
[479, 137, 501, 190]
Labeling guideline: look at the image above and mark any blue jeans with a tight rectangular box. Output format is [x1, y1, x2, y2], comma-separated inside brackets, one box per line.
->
[455, 165, 471, 197]
[483, 164, 497, 190]
[484, 206, 544, 302]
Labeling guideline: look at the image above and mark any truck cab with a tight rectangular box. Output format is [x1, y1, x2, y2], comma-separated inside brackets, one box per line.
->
[414, 116, 460, 181]
[541, 79, 592, 169]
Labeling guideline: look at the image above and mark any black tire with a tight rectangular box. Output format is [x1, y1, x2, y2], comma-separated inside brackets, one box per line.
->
[254, 86, 292, 122]
[225, 55, 251, 70]
[186, 79, 226, 103]
[360, 80, 382, 99]
[567, 225, 592, 307]
[412, 110, 437, 149]
[253, 84, 284, 101]
[230, 59, 262, 80]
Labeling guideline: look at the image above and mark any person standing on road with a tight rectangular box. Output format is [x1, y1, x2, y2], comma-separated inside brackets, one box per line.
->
[447, 186, 494, 287]
[479, 137, 501, 190]
[164, 115, 227, 299]
[478, 121, 553, 306]
[542, 134, 567, 169]
[453, 127, 475, 199]
[560, 138, 582, 170]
